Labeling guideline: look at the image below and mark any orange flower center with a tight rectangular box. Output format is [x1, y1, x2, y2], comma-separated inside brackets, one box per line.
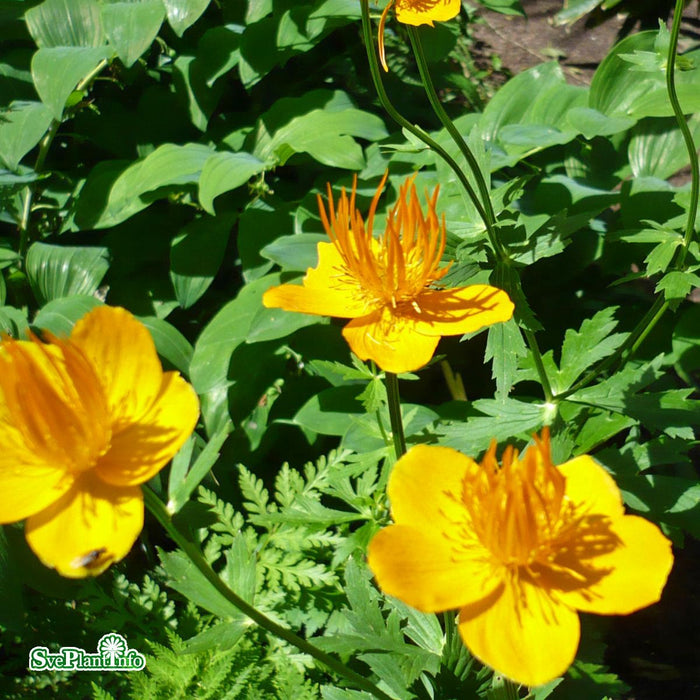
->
[461, 433, 617, 574]
[318, 173, 450, 314]
[0, 335, 112, 475]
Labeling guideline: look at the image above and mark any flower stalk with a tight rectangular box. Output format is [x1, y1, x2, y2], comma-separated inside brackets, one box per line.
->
[385, 371, 407, 459]
[143, 487, 397, 700]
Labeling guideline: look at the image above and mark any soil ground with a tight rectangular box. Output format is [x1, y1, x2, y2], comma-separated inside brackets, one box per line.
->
[469, 3, 700, 699]
[473, 0, 700, 86]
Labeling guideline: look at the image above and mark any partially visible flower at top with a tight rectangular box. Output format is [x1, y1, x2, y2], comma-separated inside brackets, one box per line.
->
[378, 0, 462, 71]
[367, 430, 674, 686]
[0, 306, 199, 578]
[263, 173, 513, 374]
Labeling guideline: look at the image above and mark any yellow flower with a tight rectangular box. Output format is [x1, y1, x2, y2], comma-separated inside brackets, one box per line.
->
[367, 430, 674, 686]
[378, 0, 462, 71]
[263, 174, 513, 374]
[0, 306, 199, 578]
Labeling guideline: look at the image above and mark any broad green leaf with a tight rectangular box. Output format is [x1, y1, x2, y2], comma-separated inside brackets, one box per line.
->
[565, 107, 634, 139]
[0, 306, 28, 337]
[293, 385, 364, 436]
[26, 242, 109, 304]
[31, 46, 112, 119]
[170, 214, 232, 309]
[100, 0, 165, 68]
[172, 54, 225, 132]
[33, 294, 103, 335]
[261, 233, 325, 271]
[162, 0, 210, 37]
[0, 101, 53, 170]
[246, 303, 324, 343]
[180, 620, 247, 654]
[25, 0, 105, 48]
[189, 273, 281, 394]
[77, 144, 213, 228]
[137, 316, 194, 374]
[629, 115, 700, 179]
[197, 151, 266, 214]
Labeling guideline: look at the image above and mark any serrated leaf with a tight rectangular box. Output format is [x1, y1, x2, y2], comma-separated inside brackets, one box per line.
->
[556, 308, 627, 390]
[655, 270, 700, 301]
[26, 242, 109, 304]
[485, 318, 527, 399]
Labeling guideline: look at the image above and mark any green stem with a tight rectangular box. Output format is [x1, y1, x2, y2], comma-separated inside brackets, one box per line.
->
[523, 329, 553, 402]
[360, 0, 490, 231]
[143, 487, 397, 700]
[385, 372, 407, 459]
[406, 26, 507, 262]
[666, 0, 698, 266]
[18, 58, 109, 260]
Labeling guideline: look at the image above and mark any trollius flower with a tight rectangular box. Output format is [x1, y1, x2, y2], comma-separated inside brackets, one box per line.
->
[263, 174, 513, 374]
[378, 0, 462, 71]
[0, 306, 199, 578]
[367, 431, 674, 686]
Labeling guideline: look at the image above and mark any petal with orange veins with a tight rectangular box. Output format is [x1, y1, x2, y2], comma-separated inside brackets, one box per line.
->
[551, 515, 673, 616]
[558, 455, 625, 520]
[458, 573, 580, 687]
[70, 306, 164, 427]
[25, 471, 143, 578]
[396, 0, 461, 26]
[368, 524, 501, 613]
[0, 425, 73, 523]
[263, 243, 367, 318]
[342, 310, 440, 373]
[411, 285, 514, 337]
[96, 371, 199, 486]
[388, 444, 474, 531]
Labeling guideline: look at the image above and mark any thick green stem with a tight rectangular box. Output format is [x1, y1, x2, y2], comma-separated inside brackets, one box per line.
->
[360, 0, 490, 231]
[143, 487, 397, 700]
[406, 26, 508, 262]
[667, 0, 699, 265]
[385, 372, 406, 459]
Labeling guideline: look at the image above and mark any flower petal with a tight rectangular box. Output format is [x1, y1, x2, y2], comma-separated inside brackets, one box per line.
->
[558, 455, 624, 520]
[263, 242, 368, 318]
[551, 515, 673, 615]
[342, 310, 439, 373]
[70, 306, 163, 427]
[396, 0, 461, 26]
[96, 372, 199, 486]
[368, 524, 501, 612]
[388, 444, 473, 530]
[411, 285, 514, 337]
[458, 573, 580, 687]
[25, 471, 143, 578]
[0, 424, 73, 522]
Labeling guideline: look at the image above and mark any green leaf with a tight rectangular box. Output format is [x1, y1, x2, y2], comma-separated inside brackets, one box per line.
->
[565, 107, 634, 139]
[672, 305, 700, 375]
[190, 274, 280, 394]
[656, 270, 700, 302]
[170, 214, 232, 309]
[0, 306, 29, 337]
[77, 143, 213, 228]
[485, 318, 527, 399]
[168, 422, 231, 513]
[32, 294, 103, 335]
[261, 233, 325, 271]
[197, 151, 266, 215]
[31, 46, 112, 119]
[0, 101, 53, 170]
[246, 303, 323, 343]
[137, 316, 194, 374]
[162, 0, 211, 37]
[25, 0, 105, 48]
[556, 308, 627, 391]
[26, 242, 109, 304]
[294, 385, 364, 437]
[100, 0, 165, 68]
